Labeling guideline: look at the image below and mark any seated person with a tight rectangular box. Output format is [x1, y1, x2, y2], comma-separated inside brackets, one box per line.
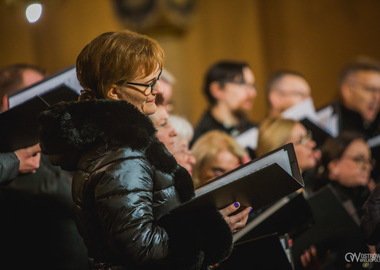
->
[191, 130, 251, 188]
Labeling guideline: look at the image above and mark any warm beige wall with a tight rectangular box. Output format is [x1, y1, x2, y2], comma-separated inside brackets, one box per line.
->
[2, 0, 380, 126]
[0, 0, 123, 72]
[259, 0, 380, 111]
[152, 0, 267, 125]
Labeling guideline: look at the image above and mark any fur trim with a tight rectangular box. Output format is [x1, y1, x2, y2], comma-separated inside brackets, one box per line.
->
[38, 99, 184, 172]
[38, 100, 156, 155]
[173, 166, 195, 202]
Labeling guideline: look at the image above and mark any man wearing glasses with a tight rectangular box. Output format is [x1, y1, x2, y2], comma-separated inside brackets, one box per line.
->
[191, 60, 258, 152]
[317, 57, 380, 139]
[317, 57, 380, 183]
[265, 70, 312, 118]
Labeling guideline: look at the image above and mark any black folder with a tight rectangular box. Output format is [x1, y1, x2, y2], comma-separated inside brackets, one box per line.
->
[300, 118, 332, 148]
[0, 85, 79, 152]
[233, 191, 314, 244]
[218, 233, 294, 270]
[6, 65, 80, 109]
[291, 184, 367, 269]
[171, 143, 304, 214]
[367, 135, 380, 182]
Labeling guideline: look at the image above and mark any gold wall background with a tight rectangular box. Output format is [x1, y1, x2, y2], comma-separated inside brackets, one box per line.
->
[1, 0, 380, 126]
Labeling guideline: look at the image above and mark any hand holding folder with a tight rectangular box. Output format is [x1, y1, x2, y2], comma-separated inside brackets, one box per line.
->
[171, 143, 304, 214]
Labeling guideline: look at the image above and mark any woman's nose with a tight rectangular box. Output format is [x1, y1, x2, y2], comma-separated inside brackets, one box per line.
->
[152, 81, 164, 95]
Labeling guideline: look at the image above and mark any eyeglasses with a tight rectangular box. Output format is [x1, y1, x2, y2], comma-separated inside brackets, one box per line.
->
[122, 69, 163, 94]
[350, 82, 380, 94]
[224, 80, 257, 91]
[294, 131, 313, 145]
[341, 155, 375, 170]
[276, 89, 310, 98]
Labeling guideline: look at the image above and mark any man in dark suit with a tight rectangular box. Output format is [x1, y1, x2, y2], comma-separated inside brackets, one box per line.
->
[317, 57, 380, 139]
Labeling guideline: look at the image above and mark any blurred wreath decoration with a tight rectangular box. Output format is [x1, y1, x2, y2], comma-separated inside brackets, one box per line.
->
[111, 0, 197, 33]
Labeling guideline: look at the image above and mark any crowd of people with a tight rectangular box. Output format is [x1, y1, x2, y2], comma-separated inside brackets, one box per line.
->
[1, 29, 380, 269]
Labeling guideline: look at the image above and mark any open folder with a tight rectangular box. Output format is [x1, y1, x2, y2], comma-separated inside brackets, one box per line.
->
[0, 77, 80, 152]
[171, 143, 304, 214]
[0, 66, 80, 152]
[233, 191, 313, 244]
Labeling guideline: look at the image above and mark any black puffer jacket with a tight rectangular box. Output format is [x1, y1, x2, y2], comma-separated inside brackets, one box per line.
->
[38, 100, 233, 270]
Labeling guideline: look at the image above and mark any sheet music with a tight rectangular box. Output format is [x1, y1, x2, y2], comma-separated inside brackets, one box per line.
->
[367, 134, 380, 148]
[195, 149, 292, 197]
[235, 127, 258, 150]
[316, 105, 339, 137]
[8, 66, 81, 108]
[282, 97, 318, 122]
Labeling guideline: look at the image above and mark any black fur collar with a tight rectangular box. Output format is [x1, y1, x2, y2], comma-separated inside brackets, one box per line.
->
[38, 99, 179, 173]
[39, 99, 194, 202]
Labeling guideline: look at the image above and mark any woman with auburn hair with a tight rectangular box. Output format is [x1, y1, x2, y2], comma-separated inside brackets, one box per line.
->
[256, 117, 320, 173]
[38, 30, 234, 269]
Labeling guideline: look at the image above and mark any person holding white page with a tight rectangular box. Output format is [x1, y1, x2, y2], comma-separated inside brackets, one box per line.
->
[316, 56, 380, 139]
[38, 30, 234, 270]
[265, 70, 311, 118]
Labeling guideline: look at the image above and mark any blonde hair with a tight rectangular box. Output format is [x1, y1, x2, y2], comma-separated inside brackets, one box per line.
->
[191, 130, 246, 188]
[256, 117, 297, 157]
[77, 30, 164, 100]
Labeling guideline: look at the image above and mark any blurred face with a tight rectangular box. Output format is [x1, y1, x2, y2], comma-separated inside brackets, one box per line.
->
[149, 106, 177, 152]
[219, 67, 257, 114]
[287, 123, 320, 172]
[1, 69, 44, 112]
[172, 137, 196, 175]
[269, 74, 311, 114]
[111, 68, 163, 115]
[22, 69, 44, 87]
[342, 71, 380, 122]
[160, 79, 173, 112]
[199, 149, 241, 184]
[329, 139, 372, 187]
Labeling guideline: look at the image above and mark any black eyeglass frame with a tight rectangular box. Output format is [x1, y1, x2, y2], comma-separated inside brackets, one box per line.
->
[124, 69, 163, 94]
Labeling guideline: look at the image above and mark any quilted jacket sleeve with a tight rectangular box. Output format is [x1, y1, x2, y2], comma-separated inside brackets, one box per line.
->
[0, 152, 19, 185]
[93, 156, 171, 266]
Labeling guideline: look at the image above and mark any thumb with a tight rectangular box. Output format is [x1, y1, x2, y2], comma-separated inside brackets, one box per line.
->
[219, 202, 240, 217]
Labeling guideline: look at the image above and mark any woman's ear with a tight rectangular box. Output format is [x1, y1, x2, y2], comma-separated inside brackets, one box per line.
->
[107, 85, 121, 100]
